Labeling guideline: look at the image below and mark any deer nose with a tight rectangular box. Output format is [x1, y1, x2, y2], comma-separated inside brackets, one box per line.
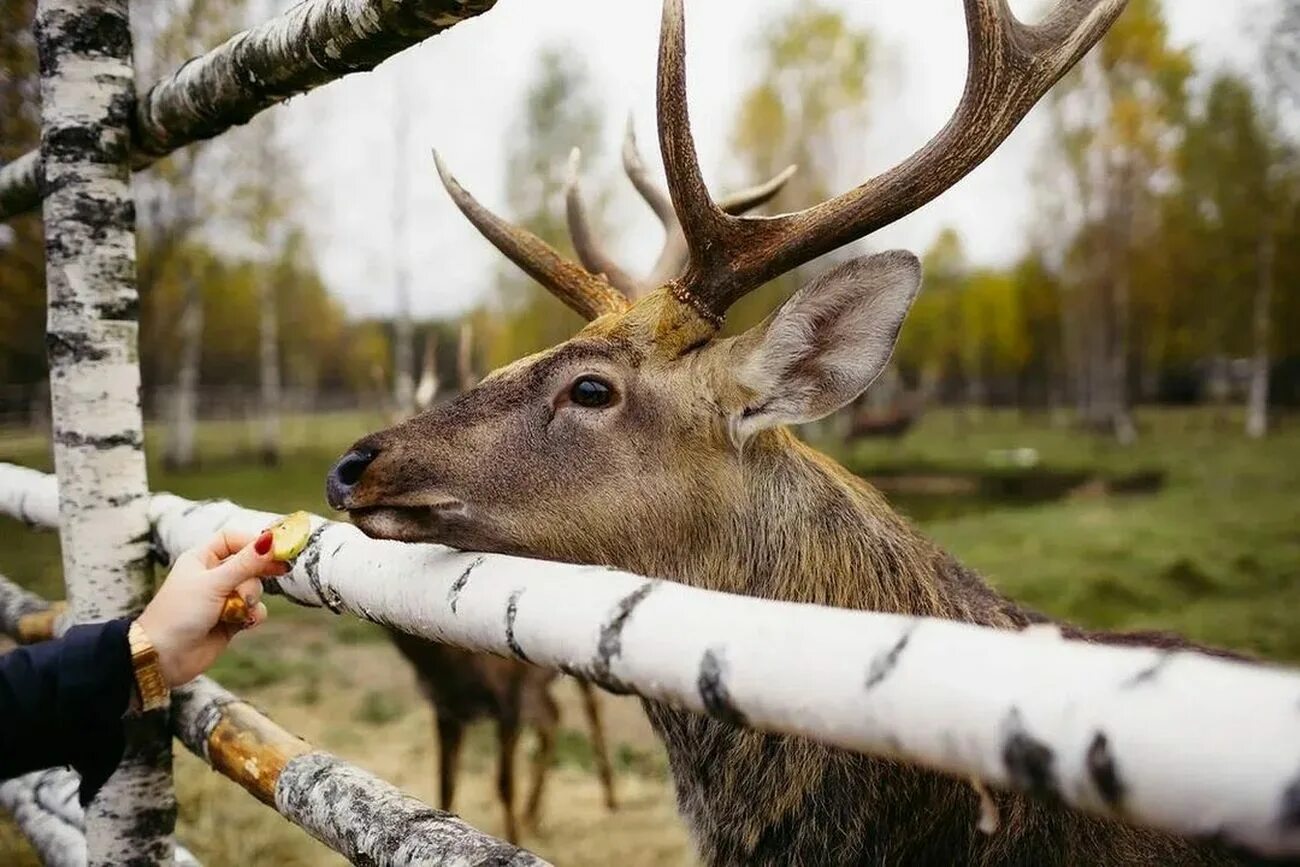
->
[326, 447, 377, 510]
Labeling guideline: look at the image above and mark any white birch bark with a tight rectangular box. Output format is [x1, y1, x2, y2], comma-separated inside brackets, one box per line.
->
[4, 463, 1300, 858]
[0, 771, 202, 867]
[35, 1, 174, 861]
[0, 770, 87, 867]
[0, 0, 500, 221]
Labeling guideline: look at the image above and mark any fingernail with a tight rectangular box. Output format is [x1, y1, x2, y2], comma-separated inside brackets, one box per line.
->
[254, 531, 272, 555]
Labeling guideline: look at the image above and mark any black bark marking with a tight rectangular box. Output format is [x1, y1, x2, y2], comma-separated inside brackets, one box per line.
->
[180, 498, 221, 518]
[1086, 731, 1125, 808]
[1282, 771, 1300, 830]
[301, 525, 341, 612]
[1121, 651, 1173, 688]
[45, 331, 108, 363]
[53, 429, 143, 450]
[589, 581, 657, 692]
[698, 648, 747, 727]
[865, 620, 917, 690]
[505, 590, 530, 662]
[447, 555, 485, 614]
[1002, 708, 1057, 799]
[104, 490, 144, 508]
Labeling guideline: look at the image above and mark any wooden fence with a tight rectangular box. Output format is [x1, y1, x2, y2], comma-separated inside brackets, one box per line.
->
[1, 0, 1299, 864]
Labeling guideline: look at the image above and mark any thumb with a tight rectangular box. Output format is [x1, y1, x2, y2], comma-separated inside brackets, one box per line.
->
[208, 530, 275, 594]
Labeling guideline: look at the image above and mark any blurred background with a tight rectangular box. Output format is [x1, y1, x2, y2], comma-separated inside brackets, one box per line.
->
[1, 0, 1298, 863]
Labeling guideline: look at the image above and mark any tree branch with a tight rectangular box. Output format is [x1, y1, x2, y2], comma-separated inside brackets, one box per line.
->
[0, 0, 499, 221]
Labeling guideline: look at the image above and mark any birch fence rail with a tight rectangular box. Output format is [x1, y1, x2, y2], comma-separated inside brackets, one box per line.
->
[3, 0, 1300, 864]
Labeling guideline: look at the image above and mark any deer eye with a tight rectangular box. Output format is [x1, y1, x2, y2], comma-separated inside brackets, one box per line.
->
[569, 376, 614, 408]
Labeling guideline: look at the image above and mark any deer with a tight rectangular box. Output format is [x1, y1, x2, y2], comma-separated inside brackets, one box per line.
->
[325, 1, 1255, 863]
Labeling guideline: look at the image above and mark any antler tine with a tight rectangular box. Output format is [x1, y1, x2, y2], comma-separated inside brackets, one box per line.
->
[623, 116, 677, 228]
[432, 150, 628, 322]
[659, 0, 1128, 322]
[656, 0, 734, 321]
[564, 148, 641, 298]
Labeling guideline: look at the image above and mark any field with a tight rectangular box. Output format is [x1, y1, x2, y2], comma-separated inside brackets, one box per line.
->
[0, 407, 1297, 865]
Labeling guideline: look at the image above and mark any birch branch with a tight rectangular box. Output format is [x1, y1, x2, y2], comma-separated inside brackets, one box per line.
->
[0, 769, 203, 867]
[172, 676, 547, 866]
[0, 567, 64, 642]
[0, 570, 544, 866]
[3, 462, 1300, 858]
[0, 770, 86, 867]
[0, 0, 499, 221]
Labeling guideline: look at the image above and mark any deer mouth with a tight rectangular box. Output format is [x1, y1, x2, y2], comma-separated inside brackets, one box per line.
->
[348, 500, 467, 544]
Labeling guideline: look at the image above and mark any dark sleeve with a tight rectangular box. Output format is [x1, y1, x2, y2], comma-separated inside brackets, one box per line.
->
[0, 617, 135, 805]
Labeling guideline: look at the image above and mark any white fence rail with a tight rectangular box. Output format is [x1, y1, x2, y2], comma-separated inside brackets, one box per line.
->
[2, 461, 1298, 859]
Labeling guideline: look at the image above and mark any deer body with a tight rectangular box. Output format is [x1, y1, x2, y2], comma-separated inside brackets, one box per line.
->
[386, 629, 616, 843]
[325, 0, 1248, 862]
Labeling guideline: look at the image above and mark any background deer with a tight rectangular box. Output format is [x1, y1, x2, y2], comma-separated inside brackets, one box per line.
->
[326, 0, 1252, 863]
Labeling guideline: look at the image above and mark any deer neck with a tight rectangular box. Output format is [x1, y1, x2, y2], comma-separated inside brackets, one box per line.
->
[635, 429, 1022, 629]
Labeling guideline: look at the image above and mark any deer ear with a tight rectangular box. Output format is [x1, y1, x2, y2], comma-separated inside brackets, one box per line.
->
[731, 251, 921, 439]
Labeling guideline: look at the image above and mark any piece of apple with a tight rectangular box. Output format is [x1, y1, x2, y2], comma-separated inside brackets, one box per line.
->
[269, 511, 312, 561]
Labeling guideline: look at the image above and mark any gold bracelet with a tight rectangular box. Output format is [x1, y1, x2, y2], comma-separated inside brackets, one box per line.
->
[127, 620, 170, 713]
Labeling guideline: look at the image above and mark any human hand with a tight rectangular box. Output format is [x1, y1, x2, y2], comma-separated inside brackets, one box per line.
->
[136, 529, 289, 687]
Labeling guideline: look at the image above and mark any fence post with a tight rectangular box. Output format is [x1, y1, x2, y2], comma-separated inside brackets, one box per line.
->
[35, 0, 175, 862]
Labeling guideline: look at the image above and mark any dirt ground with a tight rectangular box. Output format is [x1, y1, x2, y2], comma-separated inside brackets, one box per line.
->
[1, 615, 697, 866]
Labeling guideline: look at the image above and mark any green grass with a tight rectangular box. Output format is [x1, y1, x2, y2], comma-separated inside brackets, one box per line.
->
[833, 408, 1300, 661]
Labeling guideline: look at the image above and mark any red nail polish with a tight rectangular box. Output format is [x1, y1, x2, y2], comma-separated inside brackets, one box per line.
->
[254, 531, 272, 555]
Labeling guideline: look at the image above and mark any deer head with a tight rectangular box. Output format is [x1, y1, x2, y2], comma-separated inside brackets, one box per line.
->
[327, 0, 1124, 581]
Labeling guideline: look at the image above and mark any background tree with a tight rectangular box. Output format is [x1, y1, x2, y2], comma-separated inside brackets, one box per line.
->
[1039, 0, 1192, 442]
[0, 0, 44, 401]
[728, 2, 874, 331]
[479, 45, 605, 369]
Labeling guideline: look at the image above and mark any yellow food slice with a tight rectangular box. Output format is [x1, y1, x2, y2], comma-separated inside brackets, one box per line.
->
[269, 511, 312, 561]
[220, 595, 250, 626]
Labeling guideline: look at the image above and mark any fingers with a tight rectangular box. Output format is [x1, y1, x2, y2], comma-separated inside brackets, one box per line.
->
[232, 577, 263, 612]
[196, 528, 256, 569]
[208, 530, 278, 593]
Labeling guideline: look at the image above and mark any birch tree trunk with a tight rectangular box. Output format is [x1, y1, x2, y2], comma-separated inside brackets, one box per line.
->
[35, 0, 175, 862]
[165, 266, 203, 470]
[1245, 230, 1273, 439]
[391, 77, 415, 415]
[256, 127, 281, 465]
[257, 273, 281, 465]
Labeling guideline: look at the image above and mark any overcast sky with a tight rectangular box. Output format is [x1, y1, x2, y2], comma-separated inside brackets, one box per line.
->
[277, 0, 1264, 320]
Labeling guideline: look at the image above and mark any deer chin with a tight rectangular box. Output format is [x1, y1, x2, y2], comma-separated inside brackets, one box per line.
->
[349, 500, 468, 545]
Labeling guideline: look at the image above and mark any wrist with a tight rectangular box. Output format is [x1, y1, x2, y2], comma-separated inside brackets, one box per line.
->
[128, 618, 173, 709]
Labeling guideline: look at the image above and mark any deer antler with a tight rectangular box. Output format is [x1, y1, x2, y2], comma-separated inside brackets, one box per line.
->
[565, 121, 797, 301]
[657, 0, 1128, 323]
[432, 151, 629, 321]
